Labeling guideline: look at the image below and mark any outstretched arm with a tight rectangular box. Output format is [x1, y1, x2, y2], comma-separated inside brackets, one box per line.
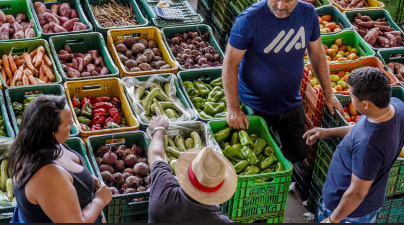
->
[148, 108, 169, 167]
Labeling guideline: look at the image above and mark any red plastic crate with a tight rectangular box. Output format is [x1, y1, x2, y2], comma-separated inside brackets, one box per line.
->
[301, 67, 324, 127]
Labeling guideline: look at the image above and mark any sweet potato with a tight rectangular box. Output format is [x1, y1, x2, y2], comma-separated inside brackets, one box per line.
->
[99, 57, 106, 68]
[76, 57, 84, 72]
[89, 50, 99, 61]
[6, 15, 15, 24]
[38, 14, 47, 26]
[59, 3, 71, 19]
[72, 22, 87, 31]
[387, 62, 394, 72]
[34, 2, 47, 15]
[51, 4, 59, 15]
[55, 15, 69, 26]
[12, 21, 24, 39]
[42, 23, 50, 33]
[72, 58, 78, 70]
[364, 27, 379, 46]
[0, 11, 5, 25]
[81, 72, 90, 77]
[384, 32, 397, 48]
[43, 12, 60, 25]
[377, 36, 390, 48]
[83, 53, 92, 66]
[0, 24, 10, 40]
[397, 36, 402, 47]
[375, 25, 395, 32]
[49, 22, 67, 33]
[100, 67, 109, 76]
[92, 71, 100, 76]
[358, 21, 374, 28]
[64, 45, 72, 54]
[16, 14, 27, 23]
[70, 9, 78, 19]
[87, 64, 95, 74]
[63, 18, 79, 31]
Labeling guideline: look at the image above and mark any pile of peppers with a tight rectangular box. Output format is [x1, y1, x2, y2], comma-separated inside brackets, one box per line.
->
[213, 126, 283, 175]
[72, 95, 127, 131]
[0, 115, 7, 137]
[12, 96, 38, 128]
[183, 77, 228, 119]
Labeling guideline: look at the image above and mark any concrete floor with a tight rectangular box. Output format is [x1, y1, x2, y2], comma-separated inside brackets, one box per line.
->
[187, 0, 314, 223]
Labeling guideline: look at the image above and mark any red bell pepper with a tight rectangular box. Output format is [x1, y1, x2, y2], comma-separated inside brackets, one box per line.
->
[109, 108, 121, 125]
[92, 108, 108, 118]
[81, 97, 91, 106]
[80, 123, 90, 131]
[91, 124, 102, 131]
[103, 117, 114, 128]
[72, 95, 81, 108]
[93, 97, 111, 104]
[111, 96, 121, 106]
[93, 102, 114, 110]
[90, 115, 105, 127]
[86, 96, 94, 104]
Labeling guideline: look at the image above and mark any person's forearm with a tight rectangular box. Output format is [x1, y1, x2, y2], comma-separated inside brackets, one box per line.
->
[148, 130, 166, 165]
[309, 53, 333, 97]
[80, 198, 105, 223]
[329, 187, 366, 223]
[222, 60, 240, 109]
[324, 125, 354, 139]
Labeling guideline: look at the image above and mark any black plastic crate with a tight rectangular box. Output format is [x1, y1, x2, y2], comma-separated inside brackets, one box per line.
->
[292, 160, 314, 201]
[197, 0, 212, 24]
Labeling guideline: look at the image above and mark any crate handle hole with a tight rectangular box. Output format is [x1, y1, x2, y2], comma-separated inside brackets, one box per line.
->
[66, 38, 84, 44]
[12, 48, 29, 54]
[0, 5, 11, 10]
[388, 54, 403, 60]
[82, 84, 102, 91]
[44, 0, 61, 4]
[359, 43, 367, 55]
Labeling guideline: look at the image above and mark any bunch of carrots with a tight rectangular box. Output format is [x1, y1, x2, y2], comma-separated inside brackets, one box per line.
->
[0, 46, 56, 87]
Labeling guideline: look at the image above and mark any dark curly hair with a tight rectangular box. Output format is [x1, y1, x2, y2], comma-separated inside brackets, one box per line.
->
[346, 67, 391, 108]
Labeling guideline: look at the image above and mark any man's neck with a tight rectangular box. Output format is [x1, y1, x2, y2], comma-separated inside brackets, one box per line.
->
[366, 105, 395, 123]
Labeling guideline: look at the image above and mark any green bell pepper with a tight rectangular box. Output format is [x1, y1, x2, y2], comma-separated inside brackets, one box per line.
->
[12, 102, 23, 112]
[239, 130, 254, 147]
[73, 107, 81, 116]
[263, 146, 275, 157]
[214, 126, 233, 142]
[78, 116, 91, 125]
[207, 86, 224, 102]
[23, 97, 36, 105]
[199, 111, 213, 119]
[258, 154, 266, 165]
[210, 77, 222, 87]
[0, 130, 6, 137]
[275, 162, 284, 172]
[249, 133, 259, 142]
[16, 116, 22, 128]
[218, 97, 226, 104]
[213, 112, 227, 118]
[192, 97, 206, 110]
[260, 155, 278, 170]
[231, 132, 239, 146]
[183, 81, 195, 90]
[220, 142, 230, 149]
[223, 145, 245, 162]
[204, 83, 213, 91]
[260, 168, 273, 174]
[203, 102, 225, 116]
[239, 172, 247, 176]
[193, 81, 210, 98]
[81, 103, 92, 118]
[104, 122, 120, 129]
[187, 88, 200, 98]
[234, 160, 249, 174]
[241, 146, 258, 165]
[244, 166, 260, 175]
[253, 138, 267, 156]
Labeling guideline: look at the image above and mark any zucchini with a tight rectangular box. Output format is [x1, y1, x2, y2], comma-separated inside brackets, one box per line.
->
[167, 136, 177, 148]
[151, 83, 171, 102]
[153, 99, 166, 117]
[174, 135, 186, 152]
[159, 102, 181, 112]
[165, 108, 179, 119]
[142, 89, 160, 116]
[185, 138, 194, 150]
[165, 152, 172, 163]
[6, 178, 12, 199]
[190, 131, 203, 148]
[170, 160, 177, 175]
[166, 147, 182, 158]
[0, 159, 8, 191]
[164, 82, 170, 97]
[134, 86, 145, 100]
[164, 135, 169, 150]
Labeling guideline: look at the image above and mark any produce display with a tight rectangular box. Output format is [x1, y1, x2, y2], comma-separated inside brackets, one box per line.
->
[343, 102, 362, 125]
[0, 12, 36, 40]
[0, 46, 56, 87]
[352, 14, 402, 48]
[166, 31, 223, 69]
[72, 95, 127, 131]
[310, 70, 350, 93]
[90, 0, 139, 28]
[183, 77, 228, 119]
[334, 0, 370, 8]
[57, 45, 110, 78]
[387, 61, 404, 83]
[0, 159, 16, 208]
[164, 131, 204, 175]
[114, 37, 171, 72]
[318, 14, 343, 34]
[33, 2, 88, 34]
[213, 127, 283, 175]
[95, 141, 150, 195]
[0, 115, 8, 138]
[304, 39, 361, 63]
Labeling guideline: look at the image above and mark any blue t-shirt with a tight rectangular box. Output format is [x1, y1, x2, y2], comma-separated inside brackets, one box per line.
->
[229, 0, 320, 115]
[322, 97, 404, 218]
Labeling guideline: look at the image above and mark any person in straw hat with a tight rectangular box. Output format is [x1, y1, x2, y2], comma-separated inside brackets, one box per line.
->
[147, 108, 237, 223]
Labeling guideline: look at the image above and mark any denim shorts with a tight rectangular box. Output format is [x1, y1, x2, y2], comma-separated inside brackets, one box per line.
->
[316, 197, 381, 223]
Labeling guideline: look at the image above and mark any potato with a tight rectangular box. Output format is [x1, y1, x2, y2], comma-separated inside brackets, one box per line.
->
[149, 40, 158, 49]
[150, 61, 157, 69]
[155, 61, 168, 69]
[131, 43, 146, 54]
[124, 37, 137, 48]
[160, 64, 171, 70]
[138, 63, 152, 71]
[152, 48, 161, 57]
[138, 39, 148, 48]
[114, 40, 124, 45]
[119, 55, 129, 64]
[130, 67, 141, 72]
[116, 44, 128, 52]
[136, 55, 147, 65]
[143, 51, 155, 63]
[125, 50, 133, 58]
[124, 60, 137, 69]
[154, 56, 163, 61]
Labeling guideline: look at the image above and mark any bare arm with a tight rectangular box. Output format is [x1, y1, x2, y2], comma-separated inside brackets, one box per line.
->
[222, 44, 249, 130]
[303, 125, 354, 145]
[147, 108, 169, 167]
[324, 174, 373, 223]
[307, 38, 343, 115]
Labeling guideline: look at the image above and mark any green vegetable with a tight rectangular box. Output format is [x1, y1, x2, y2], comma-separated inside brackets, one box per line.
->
[187, 88, 199, 98]
[221, 142, 230, 149]
[16, 117, 22, 128]
[223, 145, 244, 162]
[191, 97, 206, 110]
[73, 107, 81, 116]
[249, 134, 259, 142]
[231, 132, 239, 146]
[183, 81, 195, 90]
[153, 99, 166, 118]
[165, 108, 179, 119]
[170, 160, 177, 175]
[80, 103, 92, 118]
[239, 130, 253, 147]
[12, 102, 23, 112]
[253, 138, 267, 156]
[203, 102, 225, 116]
[232, 144, 242, 154]
[185, 138, 194, 149]
[174, 135, 186, 152]
[234, 160, 249, 174]
[134, 86, 145, 99]
[218, 97, 226, 104]
[213, 112, 227, 118]
[207, 86, 224, 102]
[199, 111, 213, 119]
[210, 77, 222, 87]
[260, 168, 273, 174]
[78, 116, 91, 125]
[258, 154, 266, 165]
[164, 83, 170, 96]
[167, 136, 176, 148]
[275, 162, 284, 172]
[23, 96, 35, 105]
[0, 131, 6, 137]
[244, 166, 260, 175]
[104, 122, 120, 129]
[263, 147, 275, 157]
[214, 126, 233, 142]
[260, 155, 278, 170]
[190, 131, 203, 148]
[241, 146, 258, 165]
[166, 146, 183, 158]
[142, 88, 160, 116]
[193, 81, 210, 98]
[151, 83, 171, 102]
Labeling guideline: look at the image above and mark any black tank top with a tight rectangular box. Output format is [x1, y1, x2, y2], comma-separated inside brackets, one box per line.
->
[13, 145, 94, 223]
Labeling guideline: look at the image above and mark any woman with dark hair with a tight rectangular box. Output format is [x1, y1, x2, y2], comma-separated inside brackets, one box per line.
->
[8, 95, 112, 223]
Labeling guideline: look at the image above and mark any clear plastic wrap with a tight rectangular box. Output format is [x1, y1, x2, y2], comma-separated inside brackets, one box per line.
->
[0, 138, 14, 161]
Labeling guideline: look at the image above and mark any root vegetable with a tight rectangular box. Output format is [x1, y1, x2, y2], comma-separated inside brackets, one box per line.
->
[125, 154, 137, 168]
[6, 15, 15, 24]
[160, 64, 171, 70]
[59, 3, 71, 19]
[131, 43, 146, 54]
[133, 162, 150, 177]
[138, 63, 152, 71]
[72, 22, 87, 31]
[143, 51, 155, 63]
[34, 2, 47, 15]
[25, 19, 36, 39]
[16, 14, 27, 23]
[138, 39, 148, 48]
[123, 168, 134, 175]
[43, 12, 60, 25]
[113, 173, 124, 185]
[116, 44, 128, 53]
[0, 24, 10, 40]
[42, 65, 55, 81]
[124, 188, 137, 194]
[38, 14, 47, 26]
[99, 164, 114, 174]
[103, 151, 118, 165]
[49, 22, 67, 33]
[63, 18, 79, 31]
[83, 54, 92, 66]
[110, 187, 119, 195]
[87, 64, 95, 74]
[114, 160, 126, 172]
[101, 171, 112, 182]
[130, 67, 140, 72]
[124, 37, 136, 48]
[67, 67, 80, 78]
[100, 67, 109, 75]
[96, 157, 103, 166]
[70, 9, 78, 19]
[0, 11, 5, 25]
[81, 72, 90, 77]
[136, 55, 147, 65]
[51, 4, 59, 15]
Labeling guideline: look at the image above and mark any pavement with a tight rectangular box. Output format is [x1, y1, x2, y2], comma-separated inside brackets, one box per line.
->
[186, 0, 315, 223]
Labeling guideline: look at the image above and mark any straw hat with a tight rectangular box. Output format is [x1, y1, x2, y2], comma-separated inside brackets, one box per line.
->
[176, 147, 238, 206]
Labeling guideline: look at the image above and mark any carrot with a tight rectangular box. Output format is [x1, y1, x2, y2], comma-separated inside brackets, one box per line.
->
[10, 72, 17, 87]
[42, 65, 55, 81]
[43, 54, 53, 67]
[35, 46, 45, 68]
[39, 66, 44, 81]
[29, 47, 39, 59]
[23, 52, 36, 72]
[44, 76, 49, 83]
[6, 79, 9, 86]
[16, 81, 23, 86]
[22, 74, 29, 86]
[8, 48, 17, 74]
[15, 59, 24, 66]
[15, 66, 23, 82]
[35, 77, 45, 84]
[1, 67, 6, 82]
[32, 55, 37, 67]
[28, 75, 38, 85]
[2, 55, 12, 81]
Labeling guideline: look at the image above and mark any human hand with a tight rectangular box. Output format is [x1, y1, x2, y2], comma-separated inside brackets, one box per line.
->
[93, 175, 100, 191]
[226, 107, 249, 130]
[149, 107, 169, 131]
[324, 94, 343, 116]
[95, 184, 112, 206]
[303, 127, 328, 146]
[320, 218, 327, 223]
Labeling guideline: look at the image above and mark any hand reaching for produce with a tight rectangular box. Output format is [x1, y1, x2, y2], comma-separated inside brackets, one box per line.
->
[149, 108, 169, 131]
[325, 94, 344, 116]
[226, 107, 249, 130]
[95, 184, 112, 206]
[303, 127, 328, 146]
[93, 175, 100, 191]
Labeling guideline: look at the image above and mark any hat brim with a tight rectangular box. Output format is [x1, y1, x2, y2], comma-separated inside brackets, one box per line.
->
[176, 148, 238, 206]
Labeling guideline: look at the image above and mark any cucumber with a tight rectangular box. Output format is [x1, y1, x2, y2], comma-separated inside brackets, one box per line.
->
[134, 86, 145, 100]
[190, 131, 203, 148]
[153, 99, 166, 117]
[174, 135, 186, 152]
[185, 138, 194, 150]
[164, 82, 170, 96]
[164, 135, 169, 150]
[6, 178, 12, 199]
[0, 159, 8, 191]
[170, 160, 177, 175]
[167, 136, 177, 148]
[159, 102, 181, 112]
[142, 89, 160, 116]
[165, 108, 178, 119]
[165, 152, 172, 163]
[166, 147, 182, 158]
[151, 83, 171, 102]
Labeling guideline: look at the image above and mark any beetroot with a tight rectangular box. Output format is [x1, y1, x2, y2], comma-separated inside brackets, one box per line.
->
[99, 164, 114, 174]
[123, 172, 131, 180]
[125, 147, 134, 156]
[110, 187, 119, 195]
[125, 175, 142, 188]
[136, 146, 144, 155]
[133, 162, 150, 177]
[123, 168, 134, 175]
[101, 171, 112, 182]
[116, 149, 126, 160]
[96, 157, 103, 166]
[137, 186, 147, 192]
[125, 154, 137, 168]
[114, 160, 126, 172]
[113, 173, 124, 186]
[97, 145, 109, 157]
[103, 151, 117, 165]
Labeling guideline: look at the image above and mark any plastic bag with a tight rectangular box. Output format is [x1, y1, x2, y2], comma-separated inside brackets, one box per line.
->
[303, 212, 315, 221]
[123, 75, 194, 126]
[0, 137, 14, 161]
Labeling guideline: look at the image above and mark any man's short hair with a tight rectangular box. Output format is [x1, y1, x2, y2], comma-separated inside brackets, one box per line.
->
[346, 67, 391, 108]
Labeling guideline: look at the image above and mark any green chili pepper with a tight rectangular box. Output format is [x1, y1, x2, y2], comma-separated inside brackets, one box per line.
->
[214, 126, 233, 142]
[207, 86, 224, 102]
[239, 130, 253, 147]
[193, 81, 210, 98]
[78, 116, 91, 125]
[231, 132, 239, 145]
[210, 77, 222, 87]
[253, 138, 267, 156]
[16, 117, 22, 128]
[183, 81, 195, 90]
[81, 102, 92, 118]
[192, 97, 206, 110]
[261, 168, 273, 174]
[223, 145, 245, 162]
[73, 107, 81, 116]
[220, 142, 230, 149]
[239, 172, 247, 176]
[244, 166, 260, 175]
[199, 111, 213, 119]
[104, 122, 120, 129]
[204, 83, 213, 91]
[121, 118, 127, 125]
[233, 160, 249, 174]
[187, 88, 200, 98]
[203, 102, 226, 116]
[260, 155, 278, 170]
[258, 154, 266, 165]
[249, 133, 259, 142]
[0, 120, 3, 127]
[275, 162, 284, 172]
[232, 144, 242, 154]
[23, 97, 36, 105]
[12, 102, 23, 112]
[213, 112, 227, 118]
[263, 147, 275, 157]
[241, 146, 258, 165]
[218, 97, 226, 104]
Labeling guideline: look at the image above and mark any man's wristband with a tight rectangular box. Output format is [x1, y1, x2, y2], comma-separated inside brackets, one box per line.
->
[151, 127, 166, 137]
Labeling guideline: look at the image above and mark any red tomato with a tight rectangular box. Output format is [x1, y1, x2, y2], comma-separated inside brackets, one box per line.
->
[344, 115, 351, 122]
[351, 116, 356, 121]
[343, 106, 348, 113]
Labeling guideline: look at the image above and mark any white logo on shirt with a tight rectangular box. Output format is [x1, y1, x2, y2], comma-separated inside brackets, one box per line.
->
[264, 26, 306, 54]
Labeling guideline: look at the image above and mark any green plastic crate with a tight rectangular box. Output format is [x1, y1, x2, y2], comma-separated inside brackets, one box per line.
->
[344, 9, 404, 51]
[177, 69, 254, 122]
[378, 0, 404, 24]
[84, 0, 148, 35]
[313, 0, 331, 7]
[316, 5, 352, 35]
[86, 131, 150, 220]
[70, 123, 79, 137]
[105, 208, 149, 223]
[49, 32, 119, 81]
[307, 174, 323, 214]
[377, 48, 404, 85]
[30, 0, 93, 39]
[122, 73, 198, 129]
[0, 90, 15, 139]
[160, 24, 225, 71]
[141, 0, 203, 28]
[376, 196, 404, 223]
[5, 84, 66, 134]
[65, 137, 95, 174]
[0, 39, 62, 89]
[313, 139, 334, 184]
[207, 116, 293, 221]
[0, 0, 41, 43]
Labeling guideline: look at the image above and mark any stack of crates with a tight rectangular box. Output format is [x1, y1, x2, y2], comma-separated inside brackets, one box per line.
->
[210, 0, 231, 51]
[197, 0, 213, 25]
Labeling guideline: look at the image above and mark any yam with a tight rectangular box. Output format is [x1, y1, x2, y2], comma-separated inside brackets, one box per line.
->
[138, 39, 148, 48]
[131, 43, 146, 54]
[115, 44, 128, 53]
[124, 60, 137, 69]
[124, 37, 136, 48]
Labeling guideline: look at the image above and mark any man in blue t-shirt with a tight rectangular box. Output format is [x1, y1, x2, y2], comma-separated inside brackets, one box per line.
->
[222, 0, 342, 163]
[303, 67, 404, 223]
